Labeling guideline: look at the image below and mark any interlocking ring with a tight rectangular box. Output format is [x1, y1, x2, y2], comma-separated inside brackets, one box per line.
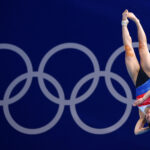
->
[0, 44, 33, 105]
[70, 71, 132, 134]
[3, 72, 64, 134]
[0, 42, 141, 135]
[38, 43, 100, 105]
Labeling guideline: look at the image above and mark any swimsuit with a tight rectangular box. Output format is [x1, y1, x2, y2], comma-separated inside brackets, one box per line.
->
[136, 68, 150, 113]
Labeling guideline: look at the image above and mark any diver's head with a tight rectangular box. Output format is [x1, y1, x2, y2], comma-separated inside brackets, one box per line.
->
[145, 106, 150, 124]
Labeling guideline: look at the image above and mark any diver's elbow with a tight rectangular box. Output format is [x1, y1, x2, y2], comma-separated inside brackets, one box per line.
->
[134, 129, 139, 135]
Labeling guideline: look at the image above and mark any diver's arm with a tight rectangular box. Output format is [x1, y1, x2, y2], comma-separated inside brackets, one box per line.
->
[142, 90, 150, 101]
[133, 90, 150, 106]
[134, 125, 150, 135]
[134, 118, 145, 135]
[134, 110, 150, 135]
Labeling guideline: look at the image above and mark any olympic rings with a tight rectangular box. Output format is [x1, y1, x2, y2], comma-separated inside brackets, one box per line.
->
[0, 42, 140, 135]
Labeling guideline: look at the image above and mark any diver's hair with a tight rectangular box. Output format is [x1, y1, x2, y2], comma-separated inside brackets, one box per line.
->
[144, 106, 150, 114]
[145, 106, 150, 125]
[145, 118, 150, 125]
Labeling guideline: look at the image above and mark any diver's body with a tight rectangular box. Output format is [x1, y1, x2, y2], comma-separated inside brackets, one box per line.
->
[122, 9, 150, 135]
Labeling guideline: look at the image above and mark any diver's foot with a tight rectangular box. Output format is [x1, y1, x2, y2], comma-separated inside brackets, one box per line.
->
[127, 12, 139, 23]
[122, 9, 128, 20]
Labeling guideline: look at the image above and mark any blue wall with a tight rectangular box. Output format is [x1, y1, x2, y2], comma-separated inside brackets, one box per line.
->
[0, 0, 150, 149]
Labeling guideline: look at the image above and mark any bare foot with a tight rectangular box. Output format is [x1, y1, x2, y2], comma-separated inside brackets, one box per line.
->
[127, 12, 139, 23]
[122, 9, 128, 20]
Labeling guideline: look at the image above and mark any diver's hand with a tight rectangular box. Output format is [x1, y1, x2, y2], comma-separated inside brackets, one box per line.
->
[133, 98, 144, 106]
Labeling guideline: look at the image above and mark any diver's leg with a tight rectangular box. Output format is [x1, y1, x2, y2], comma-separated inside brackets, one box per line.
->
[128, 12, 150, 76]
[122, 10, 140, 85]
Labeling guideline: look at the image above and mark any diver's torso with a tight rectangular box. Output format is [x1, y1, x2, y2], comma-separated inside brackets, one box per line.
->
[136, 67, 150, 112]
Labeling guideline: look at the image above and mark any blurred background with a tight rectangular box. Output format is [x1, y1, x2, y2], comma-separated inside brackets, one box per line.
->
[0, 0, 150, 149]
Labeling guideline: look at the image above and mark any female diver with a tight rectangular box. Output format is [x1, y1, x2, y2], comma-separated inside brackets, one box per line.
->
[122, 9, 150, 135]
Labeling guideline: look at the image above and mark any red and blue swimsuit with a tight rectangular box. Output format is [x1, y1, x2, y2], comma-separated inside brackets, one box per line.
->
[136, 68, 150, 108]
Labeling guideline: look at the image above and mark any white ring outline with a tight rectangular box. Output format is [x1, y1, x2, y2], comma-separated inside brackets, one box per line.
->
[70, 71, 132, 134]
[3, 72, 65, 135]
[0, 43, 33, 106]
[38, 43, 100, 105]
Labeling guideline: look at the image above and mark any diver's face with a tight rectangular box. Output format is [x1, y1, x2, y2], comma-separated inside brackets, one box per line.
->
[146, 109, 150, 122]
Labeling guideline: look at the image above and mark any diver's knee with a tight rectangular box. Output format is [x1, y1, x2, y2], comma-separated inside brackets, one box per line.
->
[124, 45, 134, 57]
[139, 41, 148, 51]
